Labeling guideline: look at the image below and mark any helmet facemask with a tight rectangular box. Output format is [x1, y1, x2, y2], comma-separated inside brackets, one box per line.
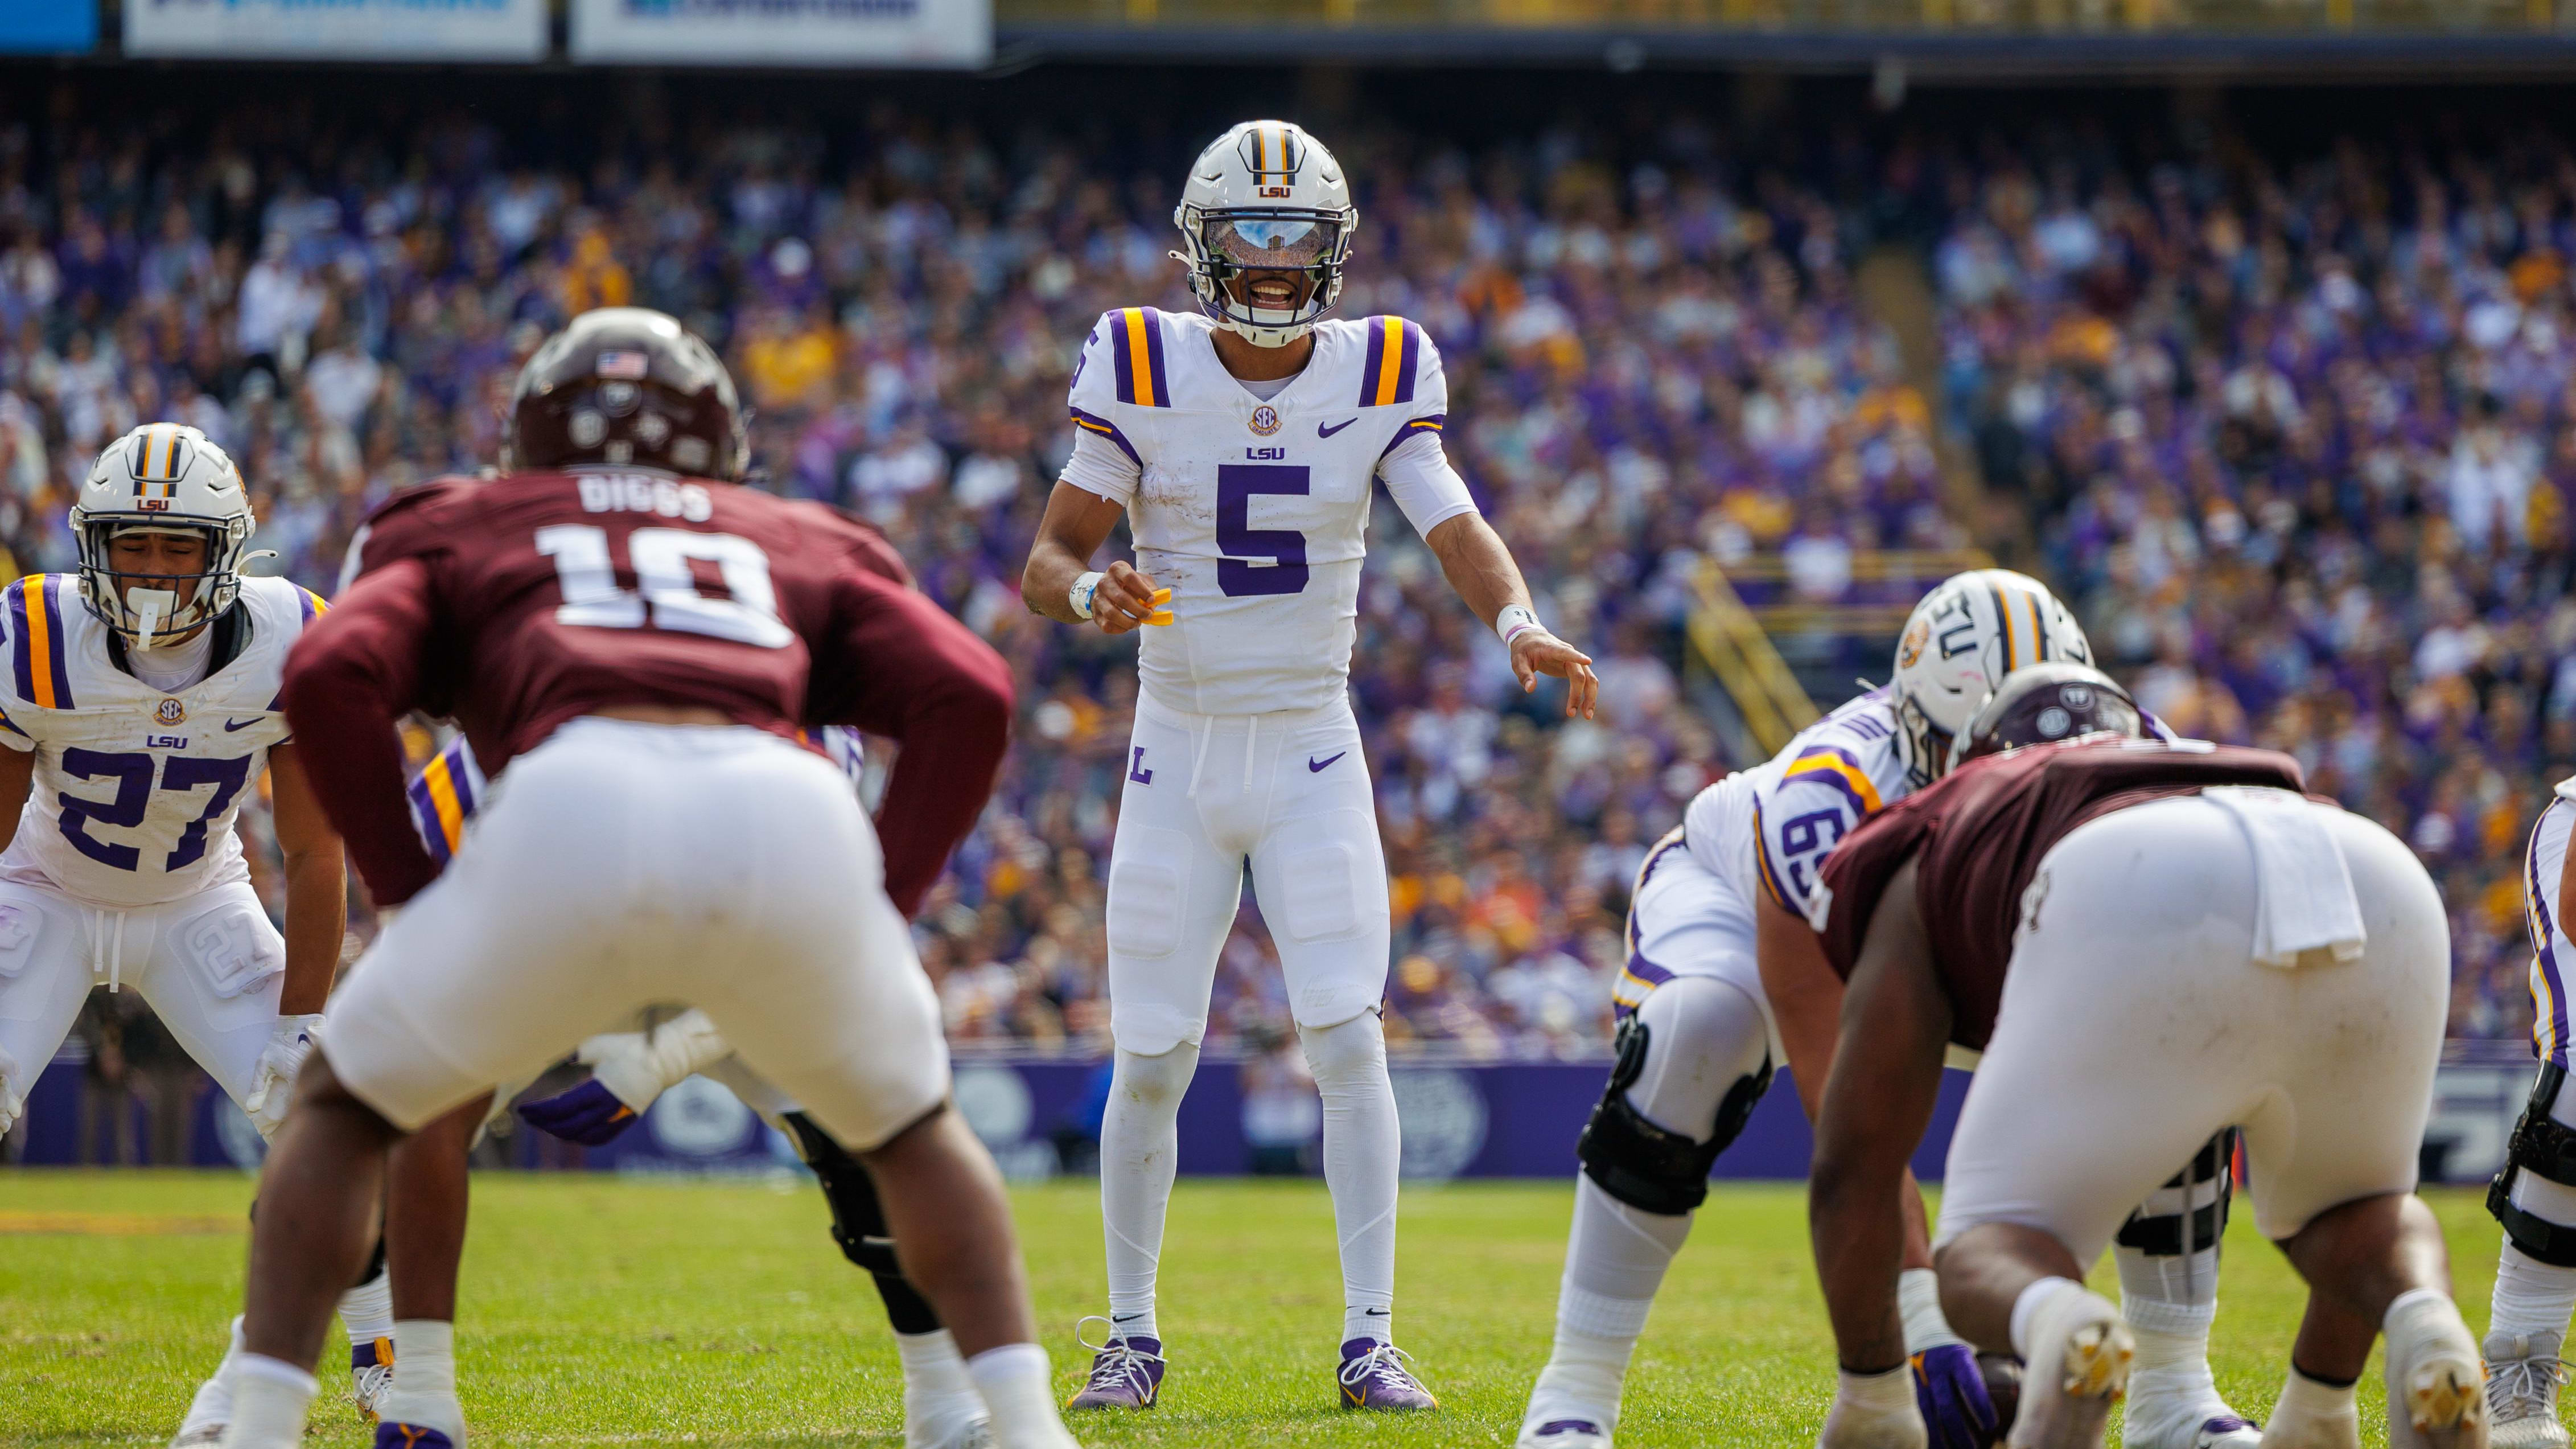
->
[77, 519, 246, 650]
[1180, 209, 1349, 347]
[1892, 690, 1970, 789]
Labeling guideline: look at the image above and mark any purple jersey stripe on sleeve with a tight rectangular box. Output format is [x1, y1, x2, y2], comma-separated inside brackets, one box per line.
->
[1359, 319, 1388, 407]
[1393, 321, 1421, 405]
[1070, 407, 1144, 467]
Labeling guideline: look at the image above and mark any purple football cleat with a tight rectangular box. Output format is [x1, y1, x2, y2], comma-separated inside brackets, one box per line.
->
[516, 1078, 641, 1145]
[1064, 1317, 1164, 1410]
[375, 1425, 455, 1449]
[1339, 1339, 1437, 1410]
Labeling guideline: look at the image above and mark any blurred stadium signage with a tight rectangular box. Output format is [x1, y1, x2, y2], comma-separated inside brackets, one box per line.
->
[124, 0, 547, 60]
[0, 0, 94, 53]
[571, 0, 993, 68]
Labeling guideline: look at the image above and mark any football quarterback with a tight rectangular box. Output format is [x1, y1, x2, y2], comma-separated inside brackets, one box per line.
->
[1020, 118, 1597, 1414]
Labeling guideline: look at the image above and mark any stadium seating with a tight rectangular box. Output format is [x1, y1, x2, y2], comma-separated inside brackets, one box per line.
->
[0, 87, 2549, 1059]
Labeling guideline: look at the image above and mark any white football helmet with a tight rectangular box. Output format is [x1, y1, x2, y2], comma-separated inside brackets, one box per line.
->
[74, 422, 258, 648]
[1171, 120, 1357, 348]
[1888, 568, 2093, 787]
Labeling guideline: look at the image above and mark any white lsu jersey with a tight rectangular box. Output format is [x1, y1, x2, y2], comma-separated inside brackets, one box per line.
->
[1682, 687, 1914, 930]
[0, 574, 323, 910]
[1061, 307, 1476, 716]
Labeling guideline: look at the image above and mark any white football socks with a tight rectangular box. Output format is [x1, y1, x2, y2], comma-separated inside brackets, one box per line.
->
[1301, 1014, 1401, 1348]
[964, 1343, 1078, 1449]
[339, 1270, 396, 1349]
[1098, 1043, 1198, 1345]
[2491, 1243, 2576, 1342]
[2262, 1366, 2360, 1449]
[227, 1353, 319, 1449]
[377, 1319, 465, 1444]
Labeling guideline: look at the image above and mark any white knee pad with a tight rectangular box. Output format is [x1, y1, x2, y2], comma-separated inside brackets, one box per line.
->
[1110, 1042, 1201, 1113]
[1624, 976, 1770, 1136]
[1298, 1012, 1388, 1090]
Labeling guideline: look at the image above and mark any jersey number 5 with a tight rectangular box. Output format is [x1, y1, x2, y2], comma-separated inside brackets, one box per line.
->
[536, 524, 793, 649]
[1217, 464, 1310, 597]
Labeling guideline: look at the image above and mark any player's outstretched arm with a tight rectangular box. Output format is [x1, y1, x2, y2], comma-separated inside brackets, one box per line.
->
[1422, 512, 1597, 719]
[241, 741, 345, 1135]
[1020, 480, 1163, 633]
[266, 742, 346, 1017]
[1809, 857, 1950, 1377]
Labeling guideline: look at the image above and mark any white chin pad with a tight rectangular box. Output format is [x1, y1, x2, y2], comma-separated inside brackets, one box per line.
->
[128, 588, 179, 648]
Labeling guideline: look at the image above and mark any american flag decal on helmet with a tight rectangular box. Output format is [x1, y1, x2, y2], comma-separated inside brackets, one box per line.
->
[126, 425, 191, 504]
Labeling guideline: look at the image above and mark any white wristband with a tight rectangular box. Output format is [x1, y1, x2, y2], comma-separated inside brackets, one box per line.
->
[1069, 570, 1106, 619]
[1496, 603, 1543, 648]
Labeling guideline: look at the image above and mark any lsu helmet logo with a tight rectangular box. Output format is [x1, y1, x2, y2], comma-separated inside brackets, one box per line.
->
[1896, 617, 1931, 671]
[1249, 405, 1281, 437]
[155, 698, 187, 725]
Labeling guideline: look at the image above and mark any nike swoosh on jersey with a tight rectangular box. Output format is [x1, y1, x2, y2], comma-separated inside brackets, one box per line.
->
[223, 717, 262, 732]
[1308, 752, 1347, 773]
[1318, 418, 1356, 438]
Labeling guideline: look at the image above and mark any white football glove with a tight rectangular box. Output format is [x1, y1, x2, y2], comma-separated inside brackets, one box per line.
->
[578, 1008, 730, 1114]
[0, 1043, 22, 1138]
[242, 1014, 324, 1137]
[1819, 1364, 1928, 1449]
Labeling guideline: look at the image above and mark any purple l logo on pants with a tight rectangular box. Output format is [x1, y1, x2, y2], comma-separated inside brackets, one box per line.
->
[1130, 746, 1154, 785]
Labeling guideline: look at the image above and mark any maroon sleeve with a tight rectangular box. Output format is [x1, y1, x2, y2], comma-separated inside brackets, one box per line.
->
[282, 559, 443, 907]
[1815, 798, 1936, 981]
[806, 570, 1014, 918]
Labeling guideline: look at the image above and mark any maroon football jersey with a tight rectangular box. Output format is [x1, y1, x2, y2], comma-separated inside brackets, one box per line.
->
[1816, 737, 2306, 1049]
[290, 469, 1012, 908]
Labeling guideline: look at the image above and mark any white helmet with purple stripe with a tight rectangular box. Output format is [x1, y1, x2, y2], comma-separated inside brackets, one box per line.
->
[1888, 568, 2094, 787]
[1171, 120, 1357, 349]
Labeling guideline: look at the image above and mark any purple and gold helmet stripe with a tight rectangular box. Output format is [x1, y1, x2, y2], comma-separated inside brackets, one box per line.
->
[1377, 413, 1445, 461]
[1781, 745, 1883, 815]
[10, 577, 73, 711]
[1111, 307, 1168, 408]
[2530, 808, 2570, 1065]
[1069, 407, 1143, 467]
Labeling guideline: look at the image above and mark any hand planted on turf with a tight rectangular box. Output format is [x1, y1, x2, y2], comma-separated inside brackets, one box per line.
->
[1911, 1345, 2002, 1449]
[1510, 628, 1598, 719]
[518, 1009, 731, 1145]
[241, 1014, 323, 1138]
[1821, 1364, 1931, 1449]
[1091, 560, 1172, 634]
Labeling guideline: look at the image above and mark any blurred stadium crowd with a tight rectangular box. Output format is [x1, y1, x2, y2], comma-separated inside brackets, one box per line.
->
[0, 82, 2557, 1068]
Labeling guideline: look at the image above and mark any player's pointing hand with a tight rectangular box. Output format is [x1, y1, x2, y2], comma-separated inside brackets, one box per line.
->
[1513, 627, 1598, 720]
[1090, 560, 1172, 635]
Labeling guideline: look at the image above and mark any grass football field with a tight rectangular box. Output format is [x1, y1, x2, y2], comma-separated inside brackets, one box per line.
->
[0, 1171, 2516, 1447]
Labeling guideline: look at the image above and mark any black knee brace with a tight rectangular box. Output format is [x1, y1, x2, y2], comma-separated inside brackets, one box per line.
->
[1576, 1014, 1773, 1217]
[2491, 1062, 2576, 1266]
[2114, 1128, 2234, 1257]
[781, 1111, 941, 1335]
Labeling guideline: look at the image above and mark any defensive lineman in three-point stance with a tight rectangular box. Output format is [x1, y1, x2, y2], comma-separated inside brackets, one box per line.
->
[2480, 776, 2576, 1446]
[1020, 120, 1597, 1412]
[1805, 667, 2484, 1449]
[0, 424, 394, 1444]
[1520, 570, 2262, 1449]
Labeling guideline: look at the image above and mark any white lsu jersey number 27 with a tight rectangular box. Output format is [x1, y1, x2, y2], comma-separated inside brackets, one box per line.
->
[1062, 306, 1475, 716]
